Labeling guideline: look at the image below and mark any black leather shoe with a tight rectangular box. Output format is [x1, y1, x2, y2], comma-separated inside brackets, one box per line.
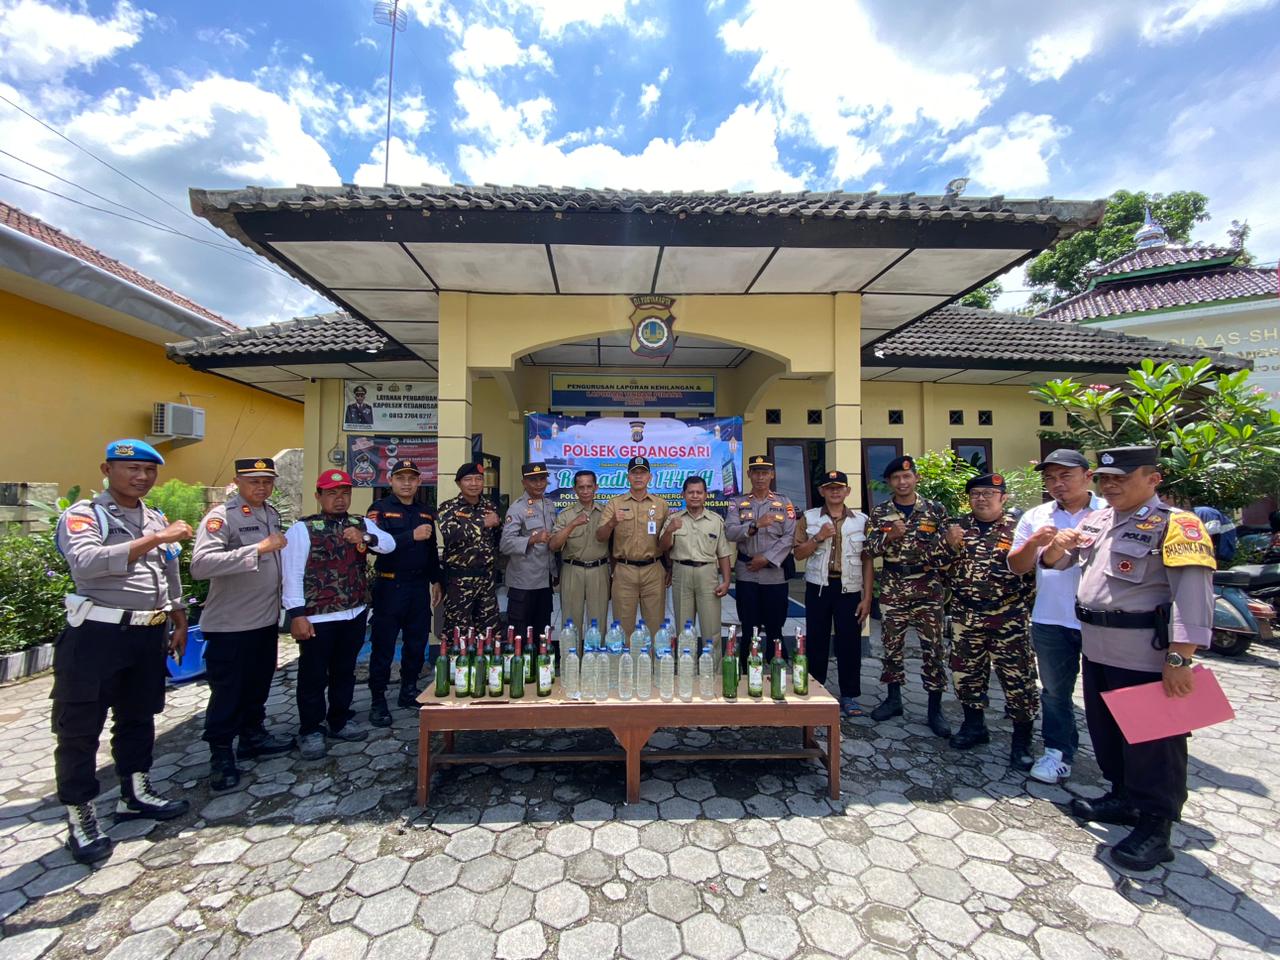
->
[238, 730, 295, 759]
[209, 746, 241, 792]
[1070, 792, 1140, 826]
[1009, 721, 1035, 771]
[870, 684, 903, 721]
[369, 695, 392, 728]
[926, 691, 952, 738]
[397, 687, 421, 710]
[65, 802, 112, 864]
[949, 706, 989, 749]
[1111, 814, 1175, 870]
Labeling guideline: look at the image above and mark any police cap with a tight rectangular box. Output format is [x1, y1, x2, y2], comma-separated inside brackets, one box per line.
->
[1093, 446, 1160, 476]
[818, 470, 849, 488]
[522, 462, 550, 478]
[389, 459, 419, 477]
[105, 439, 164, 465]
[747, 455, 773, 471]
[627, 456, 651, 473]
[235, 457, 277, 477]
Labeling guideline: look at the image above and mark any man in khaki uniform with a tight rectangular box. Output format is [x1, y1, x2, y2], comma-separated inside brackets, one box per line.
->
[550, 469, 610, 643]
[660, 476, 733, 655]
[598, 455, 669, 634]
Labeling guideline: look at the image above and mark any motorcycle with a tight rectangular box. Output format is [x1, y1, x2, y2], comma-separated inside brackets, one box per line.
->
[1211, 569, 1274, 656]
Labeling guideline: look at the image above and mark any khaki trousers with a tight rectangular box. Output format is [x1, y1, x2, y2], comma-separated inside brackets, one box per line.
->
[559, 562, 611, 646]
[672, 562, 721, 644]
[611, 562, 665, 637]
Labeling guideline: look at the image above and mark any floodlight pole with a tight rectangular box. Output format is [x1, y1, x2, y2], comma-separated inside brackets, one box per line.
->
[383, 0, 400, 186]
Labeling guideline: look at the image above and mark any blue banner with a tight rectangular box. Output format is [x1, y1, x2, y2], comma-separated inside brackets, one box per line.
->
[527, 414, 744, 511]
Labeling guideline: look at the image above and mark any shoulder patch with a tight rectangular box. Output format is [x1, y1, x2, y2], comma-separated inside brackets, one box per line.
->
[206, 517, 224, 533]
[1162, 514, 1216, 568]
[66, 513, 95, 534]
[241, 504, 252, 516]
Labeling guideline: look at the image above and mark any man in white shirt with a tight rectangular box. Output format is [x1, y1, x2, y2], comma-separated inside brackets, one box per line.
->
[282, 470, 394, 760]
[1008, 449, 1103, 784]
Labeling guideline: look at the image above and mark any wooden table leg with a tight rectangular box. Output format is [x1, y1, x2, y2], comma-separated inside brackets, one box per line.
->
[803, 725, 817, 750]
[827, 719, 840, 801]
[615, 725, 658, 805]
[417, 716, 431, 806]
[443, 730, 455, 753]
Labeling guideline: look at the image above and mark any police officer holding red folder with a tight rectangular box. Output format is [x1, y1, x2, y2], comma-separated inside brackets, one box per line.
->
[1036, 445, 1213, 870]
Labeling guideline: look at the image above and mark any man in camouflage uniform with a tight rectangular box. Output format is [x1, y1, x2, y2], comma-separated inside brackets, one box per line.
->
[866, 455, 952, 735]
[437, 462, 501, 638]
[942, 473, 1038, 768]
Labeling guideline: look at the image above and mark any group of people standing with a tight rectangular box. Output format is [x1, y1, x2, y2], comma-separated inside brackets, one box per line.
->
[52, 437, 1213, 874]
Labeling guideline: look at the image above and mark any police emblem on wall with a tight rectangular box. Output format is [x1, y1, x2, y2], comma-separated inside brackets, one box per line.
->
[629, 295, 677, 358]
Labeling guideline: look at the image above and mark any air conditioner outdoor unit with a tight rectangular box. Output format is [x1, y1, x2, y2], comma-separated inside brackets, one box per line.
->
[150, 402, 206, 441]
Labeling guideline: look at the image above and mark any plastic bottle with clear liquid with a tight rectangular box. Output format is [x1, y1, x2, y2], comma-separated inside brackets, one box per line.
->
[618, 647, 634, 700]
[558, 620, 576, 680]
[651, 621, 669, 681]
[658, 640, 676, 701]
[580, 633, 597, 702]
[678, 645, 695, 701]
[698, 642, 715, 700]
[607, 620, 627, 692]
[562, 631, 581, 700]
[636, 643, 652, 700]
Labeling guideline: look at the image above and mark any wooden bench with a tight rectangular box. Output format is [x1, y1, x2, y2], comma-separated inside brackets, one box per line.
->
[415, 681, 840, 805]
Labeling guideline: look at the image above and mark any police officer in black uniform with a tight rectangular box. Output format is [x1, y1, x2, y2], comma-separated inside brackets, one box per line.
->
[366, 459, 443, 726]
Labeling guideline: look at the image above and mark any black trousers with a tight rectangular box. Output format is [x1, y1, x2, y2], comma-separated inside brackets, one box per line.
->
[296, 613, 366, 736]
[202, 624, 278, 746]
[368, 577, 432, 695]
[805, 580, 862, 697]
[1082, 655, 1189, 820]
[50, 620, 166, 804]
[736, 579, 788, 669]
[507, 586, 554, 646]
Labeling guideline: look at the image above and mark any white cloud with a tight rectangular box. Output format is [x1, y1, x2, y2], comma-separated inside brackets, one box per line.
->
[720, 0, 1002, 182]
[402, 0, 463, 37]
[938, 113, 1069, 193]
[353, 136, 452, 186]
[500, 0, 636, 38]
[1141, 0, 1278, 42]
[448, 23, 552, 77]
[638, 67, 669, 117]
[1025, 24, 1098, 82]
[195, 27, 251, 51]
[454, 77, 555, 145]
[0, 0, 150, 81]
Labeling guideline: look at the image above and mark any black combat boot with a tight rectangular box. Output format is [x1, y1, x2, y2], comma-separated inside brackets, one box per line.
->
[238, 729, 294, 759]
[1111, 813, 1175, 870]
[117, 773, 189, 821]
[870, 683, 903, 721]
[1009, 721, 1035, 771]
[369, 694, 392, 728]
[397, 685, 421, 710]
[1070, 790, 1140, 826]
[926, 690, 952, 738]
[949, 705, 989, 749]
[65, 802, 112, 864]
[208, 745, 241, 793]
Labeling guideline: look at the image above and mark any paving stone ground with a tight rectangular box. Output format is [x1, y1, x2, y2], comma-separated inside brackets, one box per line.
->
[0, 625, 1277, 959]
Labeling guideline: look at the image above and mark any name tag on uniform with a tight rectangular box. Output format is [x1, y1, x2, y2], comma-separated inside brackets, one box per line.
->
[648, 521, 657, 535]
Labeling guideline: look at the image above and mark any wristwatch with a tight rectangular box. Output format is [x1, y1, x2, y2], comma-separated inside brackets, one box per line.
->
[748, 523, 758, 535]
[1164, 651, 1194, 668]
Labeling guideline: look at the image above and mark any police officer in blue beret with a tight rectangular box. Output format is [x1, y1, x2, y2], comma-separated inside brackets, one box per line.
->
[54, 440, 193, 863]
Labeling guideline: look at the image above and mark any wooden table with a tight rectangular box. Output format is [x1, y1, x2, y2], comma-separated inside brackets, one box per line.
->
[415, 681, 840, 805]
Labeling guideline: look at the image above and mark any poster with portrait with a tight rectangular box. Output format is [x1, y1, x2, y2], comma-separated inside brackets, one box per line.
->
[345, 436, 438, 487]
[342, 380, 438, 433]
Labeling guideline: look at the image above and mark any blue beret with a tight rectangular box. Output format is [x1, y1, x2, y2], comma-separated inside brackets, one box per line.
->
[105, 439, 165, 465]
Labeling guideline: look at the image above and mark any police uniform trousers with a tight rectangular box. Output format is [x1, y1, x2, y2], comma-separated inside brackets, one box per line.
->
[735, 562, 788, 671]
[442, 573, 499, 638]
[1082, 656, 1189, 820]
[202, 624, 278, 747]
[559, 561, 610, 641]
[878, 572, 947, 692]
[672, 562, 721, 649]
[507, 583, 554, 644]
[612, 561, 665, 637]
[949, 609, 1038, 723]
[296, 612, 366, 736]
[804, 579, 862, 698]
[50, 620, 167, 804]
[368, 575, 432, 696]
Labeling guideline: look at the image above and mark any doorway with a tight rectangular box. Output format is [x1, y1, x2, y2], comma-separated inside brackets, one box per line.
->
[767, 438, 826, 511]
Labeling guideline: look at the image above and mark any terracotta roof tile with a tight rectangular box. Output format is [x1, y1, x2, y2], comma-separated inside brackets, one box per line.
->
[167, 311, 402, 362]
[1088, 242, 1236, 277]
[1039, 267, 1277, 322]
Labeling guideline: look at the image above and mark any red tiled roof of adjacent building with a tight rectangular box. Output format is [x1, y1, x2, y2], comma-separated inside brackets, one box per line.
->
[1039, 265, 1277, 322]
[0, 199, 235, 329]
[1085, 242, 1236, 278]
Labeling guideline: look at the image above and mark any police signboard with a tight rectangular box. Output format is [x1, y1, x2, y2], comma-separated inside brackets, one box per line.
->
[549, 374, 716, 410]
[342, 381, 439, 433]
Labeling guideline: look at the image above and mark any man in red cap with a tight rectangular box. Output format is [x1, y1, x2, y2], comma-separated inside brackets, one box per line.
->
[281, 470, 394, 761]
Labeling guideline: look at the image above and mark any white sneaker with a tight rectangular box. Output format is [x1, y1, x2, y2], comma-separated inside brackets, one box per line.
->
[1029, 748, 1071, 784]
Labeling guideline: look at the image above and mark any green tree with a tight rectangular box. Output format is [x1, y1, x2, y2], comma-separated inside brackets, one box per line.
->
[1034, 358, 1280, 509]
[1026, 189, 1210, 306]
[959, 279, 1002, 310]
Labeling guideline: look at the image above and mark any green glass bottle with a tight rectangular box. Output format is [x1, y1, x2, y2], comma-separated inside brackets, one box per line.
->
[793, 630, 810, 696]
[526, 628, 538, 682]
[487, 628, 504, 697]
[721, 628, 738, 700]
[770, 638, 786, 701]
[457, 632, 471, 696]
[434, 642, 450, 697]
[537, 637, 553, 697]
[747, 638, 764, 698]
[503, 627, 515, 682]
[472, 631, 487, 700]
[509, 633, 526, 699]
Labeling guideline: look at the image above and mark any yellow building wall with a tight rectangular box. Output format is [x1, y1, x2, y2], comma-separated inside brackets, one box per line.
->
[1, 289, 303, 493]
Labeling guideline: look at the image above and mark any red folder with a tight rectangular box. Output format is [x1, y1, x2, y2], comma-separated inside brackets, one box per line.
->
[1100, 665, 1234, 744]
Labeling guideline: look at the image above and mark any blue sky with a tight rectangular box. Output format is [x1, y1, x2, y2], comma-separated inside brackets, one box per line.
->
[1, 0, 1277, 325]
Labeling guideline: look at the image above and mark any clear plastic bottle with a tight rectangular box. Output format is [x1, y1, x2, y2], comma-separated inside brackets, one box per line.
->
[678, 646, 695, 701]
[618, 648, 634, 700]
[580, 633, 597, 702]
[698, 642, 714, 700]
[562, 633, 581, 700]
[607, 620, 626, 692]
[558, 620, 576, 680]
[680, 620, 697, 661]
[658, 642, 676, 701]
[636, 643, 653, 700]
[584, 619, 601, 661]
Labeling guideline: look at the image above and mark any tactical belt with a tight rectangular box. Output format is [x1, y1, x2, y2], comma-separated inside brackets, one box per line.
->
[563, 557, 609, 569]
[1074, 604, 1156, 629]
[615, 557, 656, 566]
[883, 561, 929, 576]
[675, 559, 713, 567]
[953, 595, 1017, 613]
[377, 571, 429, 580]
[447, 566, 493, 577]
[82, 607, 168, 627]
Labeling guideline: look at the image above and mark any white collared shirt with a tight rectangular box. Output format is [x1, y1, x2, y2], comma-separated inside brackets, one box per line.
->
[282, 516, 393, 623]
[1012, 493, 1105, 628]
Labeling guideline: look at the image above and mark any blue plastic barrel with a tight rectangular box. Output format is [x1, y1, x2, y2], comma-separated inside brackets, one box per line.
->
[166, 623, 207, 682]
